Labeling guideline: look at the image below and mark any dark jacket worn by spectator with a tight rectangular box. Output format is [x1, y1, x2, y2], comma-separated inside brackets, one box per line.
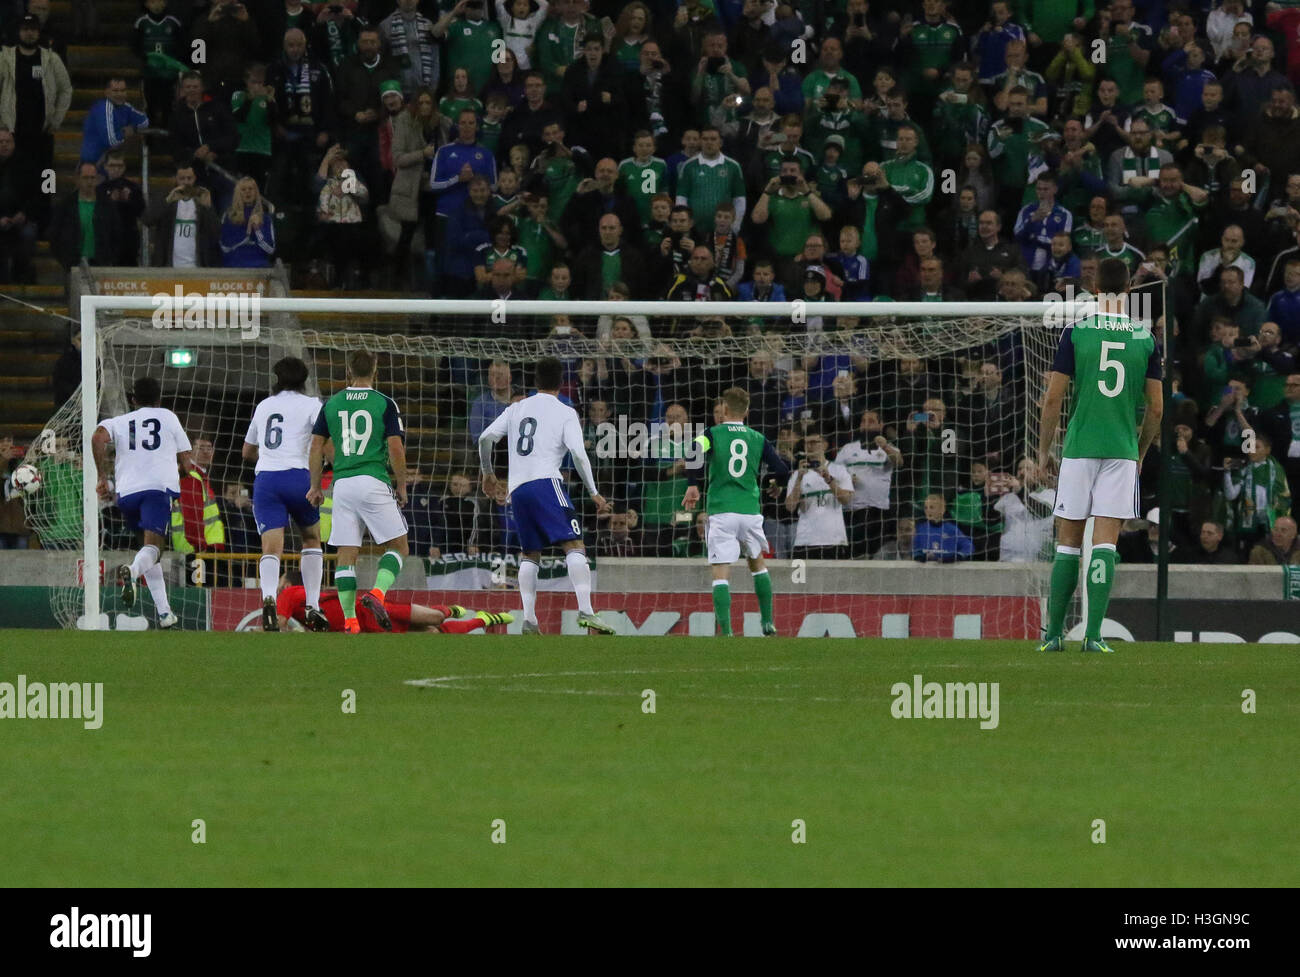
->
[665, 270, 733, 303]
[146, 194, 222, 267]
[440, 493, 484, 553]
[170, 95, 239, 172]
[48, 189, 124, 269]
[267, 54, 337, 142]
[403, 479, 443, 557]
[957, 236, 1022, 300]
[191, 4, 261, 94]
[97, 176, 146, 266]
[335, 51, 400, 140]
[562, 185, 642, 256]
[572, 241, 656, 300]
[560, 52, 627, 161]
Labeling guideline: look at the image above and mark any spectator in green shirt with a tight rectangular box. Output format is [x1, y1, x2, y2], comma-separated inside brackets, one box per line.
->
[1143, 165, 1210, 278]
[49, 162, 124, 269]
[444, 1, 503, 94]
[231, 62, 277, 191]
[690, 27, 750, 134]
[801, 36, 863, 103]
[751, 158, 832, 284]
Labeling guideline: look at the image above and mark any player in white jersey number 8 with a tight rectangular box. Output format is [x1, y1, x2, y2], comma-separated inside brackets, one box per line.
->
[478, 356, 617, 634]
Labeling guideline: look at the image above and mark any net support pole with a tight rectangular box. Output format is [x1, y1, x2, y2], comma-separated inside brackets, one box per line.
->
[1155, 277, 1173, 642]
[80, 294, 101, 630]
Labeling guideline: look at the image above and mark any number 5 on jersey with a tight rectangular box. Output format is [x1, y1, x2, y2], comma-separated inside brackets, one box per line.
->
[1098, 341, 1126, 398]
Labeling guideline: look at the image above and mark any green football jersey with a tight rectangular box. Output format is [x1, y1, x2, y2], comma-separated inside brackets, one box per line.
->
[314, 386, 405, 484]
[446, 20, 503, 94]
[910, 19, 962, 92]
[516, 215, 556, 282]
[136, 14, 185, 80]
[695, 422, 770, 516]
[676, 155, 745, 236]
[618, 156, 668, 228]
[1054, 313, 1160, 461]
[765, 191, 817, 257]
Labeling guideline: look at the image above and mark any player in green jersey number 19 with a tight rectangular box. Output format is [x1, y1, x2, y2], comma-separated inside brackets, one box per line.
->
[307, 350, 410, 635]
[682, 388, 791, 636]
[1037, 258, 1164, 653]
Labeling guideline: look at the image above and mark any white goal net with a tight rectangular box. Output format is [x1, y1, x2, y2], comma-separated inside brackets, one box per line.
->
[23, 298, 1071, 637]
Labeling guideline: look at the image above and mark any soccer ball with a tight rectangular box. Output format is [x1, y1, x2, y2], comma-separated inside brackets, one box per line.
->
[11, 463, 41, 496]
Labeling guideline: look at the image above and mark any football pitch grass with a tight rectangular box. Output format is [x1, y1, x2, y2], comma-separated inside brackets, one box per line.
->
[1, 631, 1296, 888]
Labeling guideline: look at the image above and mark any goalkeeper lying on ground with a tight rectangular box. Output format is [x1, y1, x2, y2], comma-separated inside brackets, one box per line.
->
[276, 571, 512, 633]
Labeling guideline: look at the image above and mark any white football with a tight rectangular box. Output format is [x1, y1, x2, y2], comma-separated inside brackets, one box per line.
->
[12, 463, 41, 496]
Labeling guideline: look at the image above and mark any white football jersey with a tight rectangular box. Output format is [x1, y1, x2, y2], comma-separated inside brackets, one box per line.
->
[99, 407, 192, 497]
[479, 392, 598, 497]
[245, 391, 322, 473]
[835, 440, 895, 511]
[787, 462, 851, 547]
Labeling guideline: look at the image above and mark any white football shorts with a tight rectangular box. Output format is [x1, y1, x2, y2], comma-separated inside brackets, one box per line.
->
[1053, 457, 1140, 521]
[706, 512, 768, 564]
[328, 474, 409, 547]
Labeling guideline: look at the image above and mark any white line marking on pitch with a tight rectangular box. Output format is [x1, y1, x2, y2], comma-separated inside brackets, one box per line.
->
[404, 666, 851, 702]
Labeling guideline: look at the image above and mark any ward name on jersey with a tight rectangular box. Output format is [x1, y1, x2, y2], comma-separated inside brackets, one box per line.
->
[245, 391, 321, 473]
[480, 392, 598, 497]
[694, 422, 787, 515]
[100, 407, 192, 496]
[313, 386, 405, 484]
[1052, 311, 1161, 461]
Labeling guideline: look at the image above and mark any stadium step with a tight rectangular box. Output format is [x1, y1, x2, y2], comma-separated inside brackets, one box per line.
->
[3, 422, 49, 439]
[0, 351, 59, 376]
[3, 399, 56, 421]
[0, 283, 64, 302]
[52, 1, 144, 34]
[0, 376, 54, 389]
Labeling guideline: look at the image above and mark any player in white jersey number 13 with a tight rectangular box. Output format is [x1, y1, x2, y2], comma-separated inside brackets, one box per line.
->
[1037, 258, 1163, 653]
[478, 357, 617, 634]
[91, 376, 194, 629]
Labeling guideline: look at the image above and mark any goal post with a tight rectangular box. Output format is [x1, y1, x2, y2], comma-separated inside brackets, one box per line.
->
[61, 295, 1081, 634]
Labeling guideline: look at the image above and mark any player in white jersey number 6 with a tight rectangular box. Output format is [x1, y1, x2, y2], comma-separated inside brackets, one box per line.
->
[478, 357, 616, 634]
[91, 376, 194, 629]
[243, 357, 329, 633]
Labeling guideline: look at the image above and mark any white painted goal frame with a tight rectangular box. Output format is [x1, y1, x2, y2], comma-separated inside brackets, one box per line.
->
[77, 297, 1057, 629]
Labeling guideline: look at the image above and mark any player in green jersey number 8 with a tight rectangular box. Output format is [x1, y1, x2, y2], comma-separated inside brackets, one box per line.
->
[1037, 258, 1164, 653]
[683, 387, 791, 636]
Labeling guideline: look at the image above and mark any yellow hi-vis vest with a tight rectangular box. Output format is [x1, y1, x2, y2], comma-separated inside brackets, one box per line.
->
[170, 471, 226, 553]
[319, 483, 333, 542]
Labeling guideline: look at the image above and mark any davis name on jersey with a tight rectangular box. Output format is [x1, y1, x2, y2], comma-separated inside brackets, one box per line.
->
[245, 391, 321, 473]
[100, 407, 191, 497]
[480, 392, 598, 497]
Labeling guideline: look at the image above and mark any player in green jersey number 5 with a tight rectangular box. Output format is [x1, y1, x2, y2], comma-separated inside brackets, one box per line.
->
[307, 351, 409, 635]
[682, 387, 791, 636]
[1038, 258, 1164, 653]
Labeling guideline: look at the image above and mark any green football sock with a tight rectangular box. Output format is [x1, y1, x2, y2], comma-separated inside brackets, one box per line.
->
[712, 579, 732, 636]
[1045, 547, 1081, 640]
[1085, 545, 1117, 642]
[752, 569, 774, 627]
[375, 550, 403, 596]
[336, 566, 357, 620]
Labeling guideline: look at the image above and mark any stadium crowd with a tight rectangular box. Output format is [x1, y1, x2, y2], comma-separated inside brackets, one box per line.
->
[1, 0, 1299, 565]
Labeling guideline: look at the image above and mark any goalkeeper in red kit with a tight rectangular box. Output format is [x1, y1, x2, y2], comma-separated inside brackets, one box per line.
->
[276, 571, 513, 633]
